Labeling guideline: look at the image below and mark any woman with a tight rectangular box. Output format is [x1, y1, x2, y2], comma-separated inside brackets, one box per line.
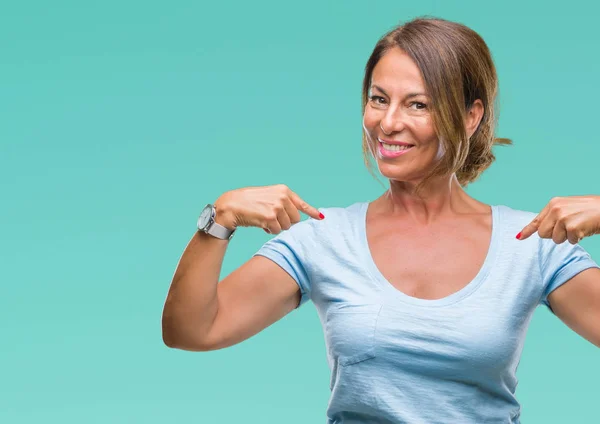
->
[162, 17, 600, 423]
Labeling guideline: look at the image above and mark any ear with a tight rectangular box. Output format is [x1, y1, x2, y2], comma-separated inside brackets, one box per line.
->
[465, 99, 484, 139]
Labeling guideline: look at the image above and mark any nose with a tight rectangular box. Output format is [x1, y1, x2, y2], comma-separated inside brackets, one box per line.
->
[380, 109, 406, 135]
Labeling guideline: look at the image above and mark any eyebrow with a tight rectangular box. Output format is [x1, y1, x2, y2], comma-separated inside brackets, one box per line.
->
[371, 84, 427, 100]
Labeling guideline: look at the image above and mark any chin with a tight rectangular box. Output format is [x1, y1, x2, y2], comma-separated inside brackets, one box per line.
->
[376, 157, 434, 184]
[376, 163, 413, 181]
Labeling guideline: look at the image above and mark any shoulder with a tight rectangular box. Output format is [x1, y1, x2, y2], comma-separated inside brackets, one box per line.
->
[280, 201, 366, 246]
[294, 201, 365, 229]
[315, 201, 366, 229]
[495, 204, 537, 221]
[495, 204, 537, 232]
[494, 204, 580, 258]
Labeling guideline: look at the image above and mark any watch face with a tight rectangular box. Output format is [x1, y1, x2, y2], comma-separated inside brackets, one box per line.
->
[197, 205, 213, 230]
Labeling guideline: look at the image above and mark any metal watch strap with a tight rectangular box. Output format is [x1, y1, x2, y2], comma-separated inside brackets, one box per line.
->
[206, 220, 236, 241]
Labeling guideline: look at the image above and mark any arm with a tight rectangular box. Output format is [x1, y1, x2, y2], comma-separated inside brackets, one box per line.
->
[548, 267, 600, 348]
[162, 209, 301, 351]
[161, 219, 228, 350]
[516, 195, 600, 347]
[163, 185, 322, 351]
[201, 254, 302, 351]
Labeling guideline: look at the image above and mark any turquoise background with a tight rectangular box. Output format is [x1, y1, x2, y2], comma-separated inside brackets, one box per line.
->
[2, 1, 599, 422]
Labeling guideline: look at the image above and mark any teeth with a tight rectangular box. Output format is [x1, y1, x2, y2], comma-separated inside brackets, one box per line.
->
[382, 142, 412, 151]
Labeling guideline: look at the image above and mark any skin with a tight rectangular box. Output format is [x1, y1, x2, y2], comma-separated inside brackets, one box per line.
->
[519, 196, 600, 347]
[361, 46, 492, 301]
[362, 46, 487, 224]
[362, 46, 600, 347]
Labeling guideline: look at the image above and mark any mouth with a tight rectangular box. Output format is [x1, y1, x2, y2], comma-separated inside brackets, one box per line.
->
[378, 137, 414, 147]
[378, 139, 415, 158]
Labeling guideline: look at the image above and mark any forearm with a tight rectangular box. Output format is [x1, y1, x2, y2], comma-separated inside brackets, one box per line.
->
[162, 208, 234, 350]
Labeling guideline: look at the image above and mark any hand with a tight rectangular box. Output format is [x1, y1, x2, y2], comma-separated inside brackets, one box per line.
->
[517, 195, 600, 244]
[213, 184, 324, 235]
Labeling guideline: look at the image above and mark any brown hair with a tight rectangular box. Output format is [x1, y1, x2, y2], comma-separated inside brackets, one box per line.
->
[361, 16, 512, 193]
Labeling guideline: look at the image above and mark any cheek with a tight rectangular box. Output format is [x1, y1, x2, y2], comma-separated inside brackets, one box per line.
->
[413, 116, 435, 134]
[435, 140, 446, 160]
[413, 118, 438, 144]
[362, 113, 378, 136]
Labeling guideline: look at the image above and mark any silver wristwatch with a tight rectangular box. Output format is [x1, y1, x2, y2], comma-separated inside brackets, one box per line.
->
[197, 203, 236, 240]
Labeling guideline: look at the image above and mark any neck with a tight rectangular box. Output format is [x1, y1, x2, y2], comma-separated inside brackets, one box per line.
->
[377, 174, 483, 225]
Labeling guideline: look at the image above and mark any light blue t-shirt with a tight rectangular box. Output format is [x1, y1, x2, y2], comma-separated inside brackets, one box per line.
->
[253, 201, 599, 423]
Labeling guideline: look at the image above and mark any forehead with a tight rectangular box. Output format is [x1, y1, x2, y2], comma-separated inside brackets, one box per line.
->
[371, 47, 425, 92]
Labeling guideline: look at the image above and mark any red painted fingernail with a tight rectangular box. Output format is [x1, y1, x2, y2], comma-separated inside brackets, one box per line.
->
[516, 232, 522, 240]
[319, 212, 325, 219]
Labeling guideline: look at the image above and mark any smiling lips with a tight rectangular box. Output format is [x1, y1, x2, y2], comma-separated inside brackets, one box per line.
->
[378, 138, 414, 147]
[378, 138, 415, 158]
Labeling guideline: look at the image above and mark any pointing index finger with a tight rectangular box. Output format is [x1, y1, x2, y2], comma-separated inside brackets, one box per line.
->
[518, 204, 551, 240]
[289, 191, 324, 220]
[517, 219, 539, 240]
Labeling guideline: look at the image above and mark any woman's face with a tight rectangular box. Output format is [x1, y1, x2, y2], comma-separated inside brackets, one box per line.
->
[362, 47, 443, 183]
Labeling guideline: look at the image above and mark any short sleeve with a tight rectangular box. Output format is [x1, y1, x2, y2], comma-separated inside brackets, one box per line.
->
[538, 237, 600, 312]
[252, 219, 314, 309]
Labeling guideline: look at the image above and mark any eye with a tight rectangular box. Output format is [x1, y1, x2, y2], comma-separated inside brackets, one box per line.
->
[369, 95, 387, 105]
[410, 101, 427, 110]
